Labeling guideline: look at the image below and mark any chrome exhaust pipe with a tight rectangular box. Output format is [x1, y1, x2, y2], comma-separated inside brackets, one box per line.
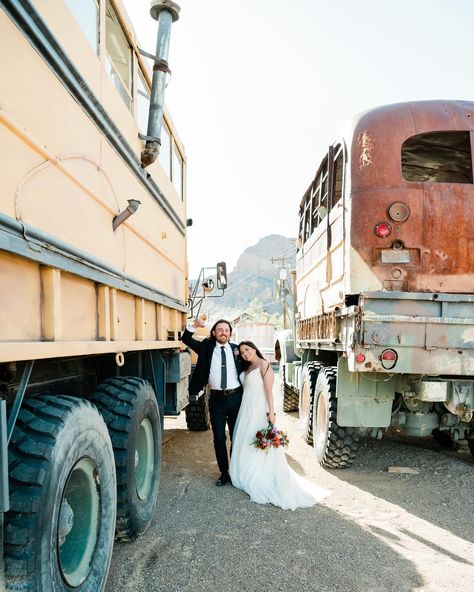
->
[140, 0, 180, 168]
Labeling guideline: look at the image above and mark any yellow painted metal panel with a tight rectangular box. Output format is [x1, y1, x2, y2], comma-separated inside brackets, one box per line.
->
[97, 286, 111, 341]
[61, 273, 97, 341]
[0, 253, 41, 341]
[41, 267, 62, 341]
[116, 291, 136, 341]
[144, 300, 157, 341]
[0, 125, 44, 219]
[0, 340, 184, 364]
[18, 163, 123, 270]
[109, 288, 119, 341]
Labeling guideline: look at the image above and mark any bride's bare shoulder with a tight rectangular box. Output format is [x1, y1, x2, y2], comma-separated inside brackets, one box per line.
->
[259, 360, 273, 378]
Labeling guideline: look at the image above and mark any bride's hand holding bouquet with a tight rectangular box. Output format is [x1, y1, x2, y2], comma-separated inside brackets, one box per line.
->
[252, 415, 289, 452]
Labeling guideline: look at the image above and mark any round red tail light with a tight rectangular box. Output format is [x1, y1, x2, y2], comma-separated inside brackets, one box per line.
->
[375, 222, 392, 238]
[355, 353, 365, 363]
[380, 349, 397, 369]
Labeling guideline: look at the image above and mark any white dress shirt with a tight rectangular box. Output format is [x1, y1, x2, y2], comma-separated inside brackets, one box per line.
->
[186, 325, 240, 390]
[208, 342, 240, 390]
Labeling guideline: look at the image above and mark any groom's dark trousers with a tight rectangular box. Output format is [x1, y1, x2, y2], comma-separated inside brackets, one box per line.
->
[209, 389, 242, 475]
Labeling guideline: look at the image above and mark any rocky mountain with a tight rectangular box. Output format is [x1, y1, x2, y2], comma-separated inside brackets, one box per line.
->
[194, 234, 296, 320]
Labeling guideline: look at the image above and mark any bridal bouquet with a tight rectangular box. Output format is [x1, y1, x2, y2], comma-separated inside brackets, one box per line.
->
[252, 423, 289, 452]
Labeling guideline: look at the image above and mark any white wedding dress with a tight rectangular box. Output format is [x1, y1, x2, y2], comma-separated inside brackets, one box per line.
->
[230, 368, 330, 510]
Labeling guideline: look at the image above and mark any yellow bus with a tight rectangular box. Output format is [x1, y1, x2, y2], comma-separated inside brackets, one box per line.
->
[0, 1, 198, 589]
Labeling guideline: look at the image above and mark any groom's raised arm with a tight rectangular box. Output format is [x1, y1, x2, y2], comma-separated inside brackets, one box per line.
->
[181, 325, 205, 354]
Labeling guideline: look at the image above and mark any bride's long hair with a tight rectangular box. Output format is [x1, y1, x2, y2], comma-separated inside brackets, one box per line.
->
[238, 340, 265, 370]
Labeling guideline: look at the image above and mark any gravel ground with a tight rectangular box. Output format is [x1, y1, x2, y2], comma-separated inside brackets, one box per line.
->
[106, 376, 474, 592]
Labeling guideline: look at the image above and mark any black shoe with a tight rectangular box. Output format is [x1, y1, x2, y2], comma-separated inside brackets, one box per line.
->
[216, 473, 231, 486]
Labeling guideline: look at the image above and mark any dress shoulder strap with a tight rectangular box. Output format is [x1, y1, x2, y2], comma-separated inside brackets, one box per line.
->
[262, 361, 270, 378]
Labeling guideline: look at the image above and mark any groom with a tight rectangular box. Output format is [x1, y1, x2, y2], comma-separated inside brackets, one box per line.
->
[182, 318, 243, 486]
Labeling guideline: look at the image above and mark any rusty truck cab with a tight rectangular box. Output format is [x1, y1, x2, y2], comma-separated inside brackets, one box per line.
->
[348, 100, 474, 295]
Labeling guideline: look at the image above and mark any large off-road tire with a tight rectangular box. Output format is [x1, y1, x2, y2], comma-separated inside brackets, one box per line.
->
[90, 377, 162, 542]
[299, 363, 323, 445]
[312, 367, 360, 469]
[5, 396, 116, 591]
[185, 388, 210, 431]
[280, 364, 299, 412]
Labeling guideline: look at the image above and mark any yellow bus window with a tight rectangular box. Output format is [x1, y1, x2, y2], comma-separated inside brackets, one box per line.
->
[105, 0, 132, 110]
[137, 70, 150, 135]
[65, 0, 99, 55]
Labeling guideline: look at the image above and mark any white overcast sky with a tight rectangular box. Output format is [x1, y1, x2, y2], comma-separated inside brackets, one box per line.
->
[124, 0, 474, 278]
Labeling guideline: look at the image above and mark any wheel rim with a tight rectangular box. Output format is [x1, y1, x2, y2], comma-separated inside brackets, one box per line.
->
[300, 382, 310, 428]
[315, 392, 328, 452]
[135, 417, 155, 500]
[58, 458, 101, 587]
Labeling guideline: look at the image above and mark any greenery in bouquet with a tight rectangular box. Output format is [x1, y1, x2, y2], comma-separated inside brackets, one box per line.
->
[252, 423, 289, 451]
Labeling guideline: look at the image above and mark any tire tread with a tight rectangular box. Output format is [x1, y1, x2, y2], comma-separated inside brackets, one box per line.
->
[314, 367, 361, 469]
[299, 362, 324, 445]
[90, 377, 161, 542]
[280, 365, 299, 412]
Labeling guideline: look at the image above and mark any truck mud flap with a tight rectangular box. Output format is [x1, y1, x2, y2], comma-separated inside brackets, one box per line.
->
[336, 357, 395, 427]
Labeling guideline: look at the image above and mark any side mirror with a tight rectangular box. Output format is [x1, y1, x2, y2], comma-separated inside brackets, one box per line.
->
[216, 261, 227, 290]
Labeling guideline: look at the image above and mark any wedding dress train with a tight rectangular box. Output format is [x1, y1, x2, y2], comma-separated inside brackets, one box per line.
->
[230, 368, 330, 510]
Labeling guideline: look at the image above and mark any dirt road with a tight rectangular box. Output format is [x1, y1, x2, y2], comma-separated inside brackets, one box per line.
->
[106, 377, 474, 592]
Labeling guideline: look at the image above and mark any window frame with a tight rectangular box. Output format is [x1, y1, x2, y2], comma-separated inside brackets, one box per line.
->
[298, 142, 345, 247]
[401, 130, 473, 184]
[104, 0, 134, 111]
[65, 0, 99, 55]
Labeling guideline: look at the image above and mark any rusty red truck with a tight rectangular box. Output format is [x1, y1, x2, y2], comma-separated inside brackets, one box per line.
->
[277, 100, 474, 467]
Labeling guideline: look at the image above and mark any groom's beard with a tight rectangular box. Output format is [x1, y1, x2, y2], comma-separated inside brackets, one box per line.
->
[215, 336, 229, 344]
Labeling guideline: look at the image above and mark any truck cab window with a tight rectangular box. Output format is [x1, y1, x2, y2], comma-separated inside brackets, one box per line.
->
[65, 0, 99, 54]
[105, 0, 133, 111]
[402, 131, 473, 183]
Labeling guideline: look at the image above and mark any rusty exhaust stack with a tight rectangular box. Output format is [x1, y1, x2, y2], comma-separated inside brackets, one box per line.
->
[140, 0, 180, 168]
[112, 199, 141, 231]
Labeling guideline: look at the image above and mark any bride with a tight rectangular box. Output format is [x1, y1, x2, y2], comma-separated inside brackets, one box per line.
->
[230, 341, 329, 510]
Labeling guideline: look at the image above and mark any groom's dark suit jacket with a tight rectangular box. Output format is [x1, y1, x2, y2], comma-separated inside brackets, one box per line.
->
[181, 329, 242, 398]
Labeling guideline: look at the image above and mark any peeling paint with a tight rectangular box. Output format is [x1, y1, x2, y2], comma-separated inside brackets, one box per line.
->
[358, 130, 374, 168]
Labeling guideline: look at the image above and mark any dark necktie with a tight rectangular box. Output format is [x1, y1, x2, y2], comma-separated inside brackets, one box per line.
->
[220, 346, 227, 390]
